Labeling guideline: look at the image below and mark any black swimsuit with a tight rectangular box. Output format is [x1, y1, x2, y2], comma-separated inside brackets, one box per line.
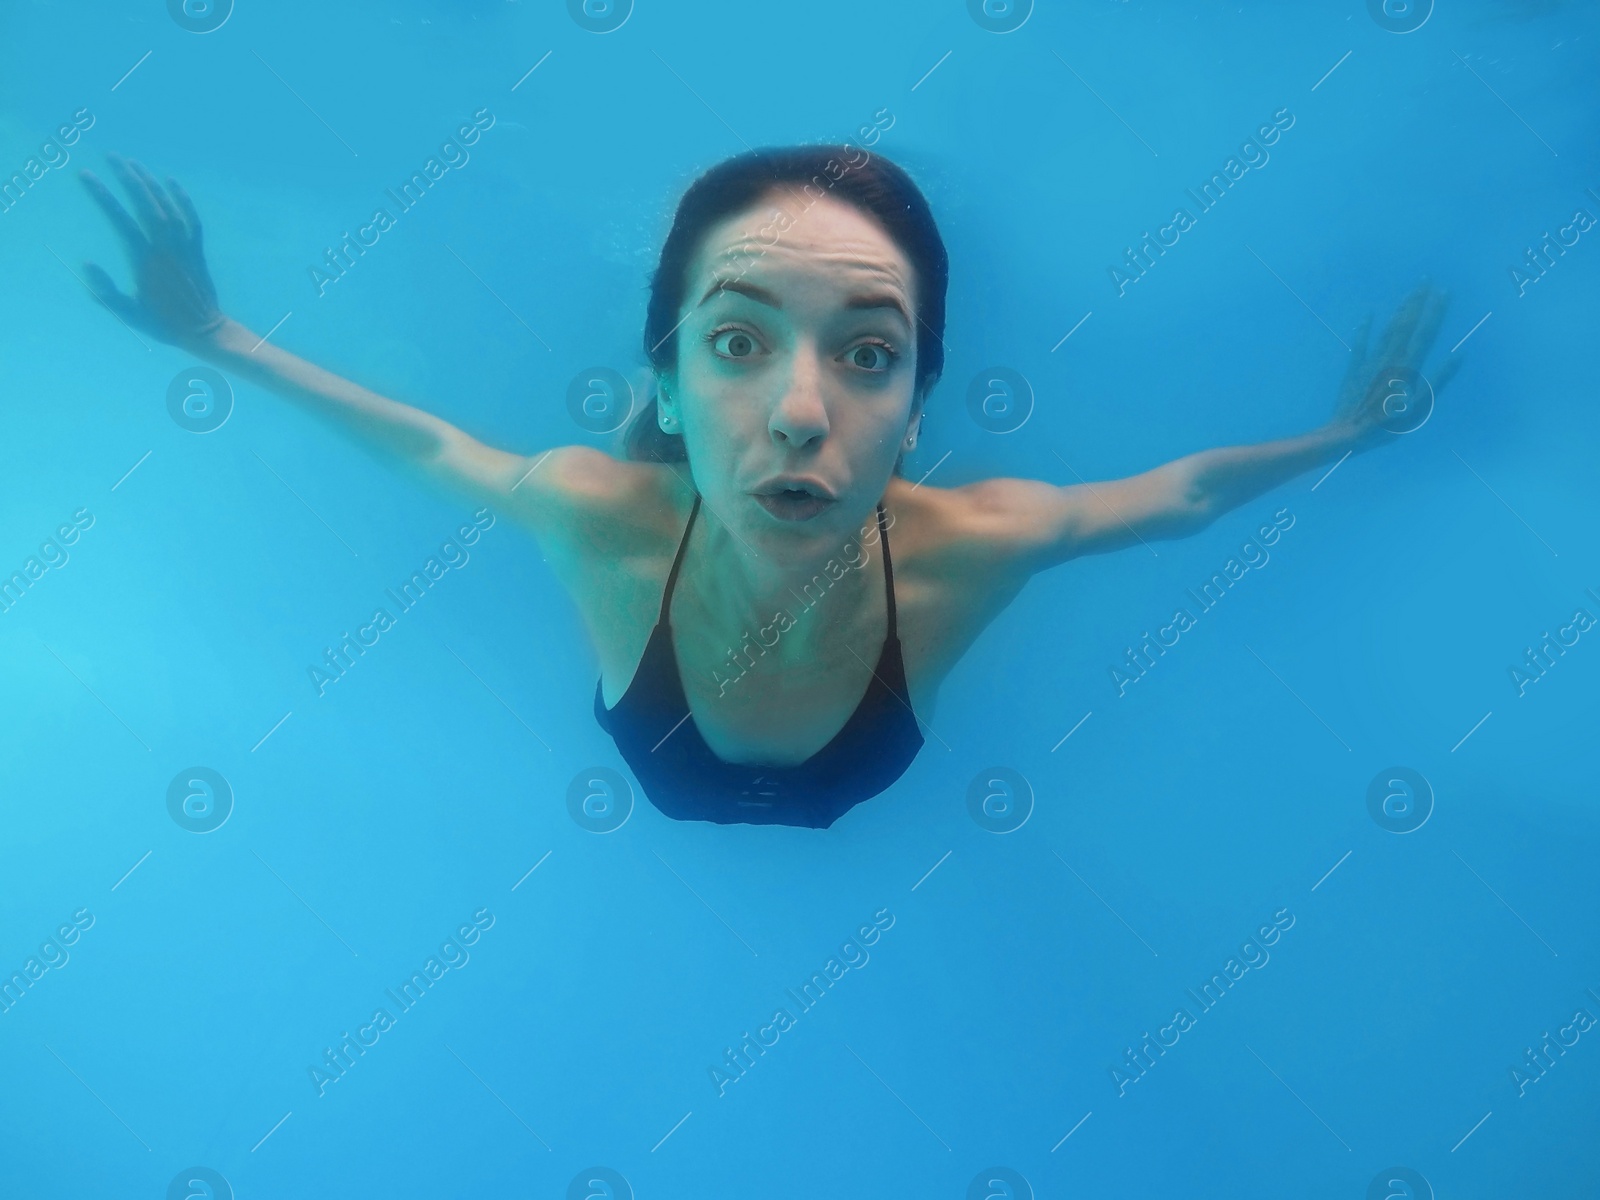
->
[594, 492, 925, 828]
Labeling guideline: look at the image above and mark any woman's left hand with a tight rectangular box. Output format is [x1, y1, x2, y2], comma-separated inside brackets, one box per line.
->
[1331, 278, 1463, 451]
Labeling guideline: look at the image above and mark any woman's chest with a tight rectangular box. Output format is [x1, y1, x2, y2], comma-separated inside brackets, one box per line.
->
[668, 596, 898, 766]
[583, 540, 1015, 765]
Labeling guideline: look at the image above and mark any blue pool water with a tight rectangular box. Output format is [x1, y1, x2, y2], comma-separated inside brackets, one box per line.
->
[3, 1, 1598, 1196]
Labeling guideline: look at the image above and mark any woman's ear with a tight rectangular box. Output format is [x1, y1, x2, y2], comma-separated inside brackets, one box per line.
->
[656, 374, 680, 433]
[904, 377, 936, 448]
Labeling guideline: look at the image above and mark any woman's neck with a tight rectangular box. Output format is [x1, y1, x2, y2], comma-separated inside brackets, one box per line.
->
[680, 505, 881, 668]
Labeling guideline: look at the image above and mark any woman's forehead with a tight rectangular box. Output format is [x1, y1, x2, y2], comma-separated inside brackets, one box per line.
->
[688, 196, 914, 307]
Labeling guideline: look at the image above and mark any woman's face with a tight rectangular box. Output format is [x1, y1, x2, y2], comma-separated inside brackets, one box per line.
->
[660, 188, 926, 553]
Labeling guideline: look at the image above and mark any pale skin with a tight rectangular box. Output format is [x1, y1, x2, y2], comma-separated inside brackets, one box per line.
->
[78, 155, 1461, 767]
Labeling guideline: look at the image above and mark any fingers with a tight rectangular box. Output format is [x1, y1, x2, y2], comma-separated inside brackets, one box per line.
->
[78, 168, 146, 250]
[1348, 311, 1372, 371]
[1333, 312, 1373, 416]
[128, 158, 181, 226]
[1430, 351, 1463, 397]
[1404, 285, 1451, 366]
[1374, 279, 1430, 367]
[107, 153, 173, 237]
[82, 261, 140, 324]
[166, 176, 205, 246]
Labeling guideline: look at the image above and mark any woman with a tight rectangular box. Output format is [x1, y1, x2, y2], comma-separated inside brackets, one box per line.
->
[77, 147, 1456, 829]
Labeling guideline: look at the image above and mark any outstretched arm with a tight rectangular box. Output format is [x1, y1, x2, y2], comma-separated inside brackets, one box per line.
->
[196, 314, 561, 514]
[971, 279, 1460, 575]
[77, 153, 594, 535]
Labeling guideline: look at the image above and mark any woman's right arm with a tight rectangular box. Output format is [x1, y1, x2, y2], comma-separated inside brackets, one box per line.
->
[77, 153, 616, 538]
[192, 313, 588, 532]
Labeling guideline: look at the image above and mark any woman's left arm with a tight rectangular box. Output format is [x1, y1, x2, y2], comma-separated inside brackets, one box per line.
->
[974, 278, 1461, 574]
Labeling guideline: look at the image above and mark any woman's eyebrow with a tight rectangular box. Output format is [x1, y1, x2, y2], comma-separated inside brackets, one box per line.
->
[696, 277, 911, 327]
[843, 291, 913, 329]
[696, 277, 781, 309]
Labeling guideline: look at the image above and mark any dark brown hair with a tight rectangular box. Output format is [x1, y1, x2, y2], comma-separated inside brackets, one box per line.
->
[622, 144, 949, 474]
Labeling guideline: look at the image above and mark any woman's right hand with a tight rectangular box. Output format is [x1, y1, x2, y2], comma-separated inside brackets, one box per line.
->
[79, 153, 228, 350]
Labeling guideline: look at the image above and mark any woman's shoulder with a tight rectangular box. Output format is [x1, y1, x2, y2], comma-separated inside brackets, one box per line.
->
[881, 474, 1049, 584]
[882, 474, 1009, 552]
[531, 447, 690, 556]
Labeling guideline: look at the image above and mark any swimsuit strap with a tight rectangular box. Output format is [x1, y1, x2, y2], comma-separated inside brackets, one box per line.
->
[658, 491, 701, 625]
[876, 503, 898, 642]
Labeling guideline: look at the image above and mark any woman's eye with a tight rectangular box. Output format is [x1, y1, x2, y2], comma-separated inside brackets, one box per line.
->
[710, 328, 758, 358]
[847, 342, 895, 372]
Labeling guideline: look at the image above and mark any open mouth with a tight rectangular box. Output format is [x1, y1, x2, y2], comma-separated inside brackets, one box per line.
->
[754, 488, 835, 522]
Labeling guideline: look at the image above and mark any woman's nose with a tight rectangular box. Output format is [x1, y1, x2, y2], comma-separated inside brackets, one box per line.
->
[769, 349, 829, 448]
